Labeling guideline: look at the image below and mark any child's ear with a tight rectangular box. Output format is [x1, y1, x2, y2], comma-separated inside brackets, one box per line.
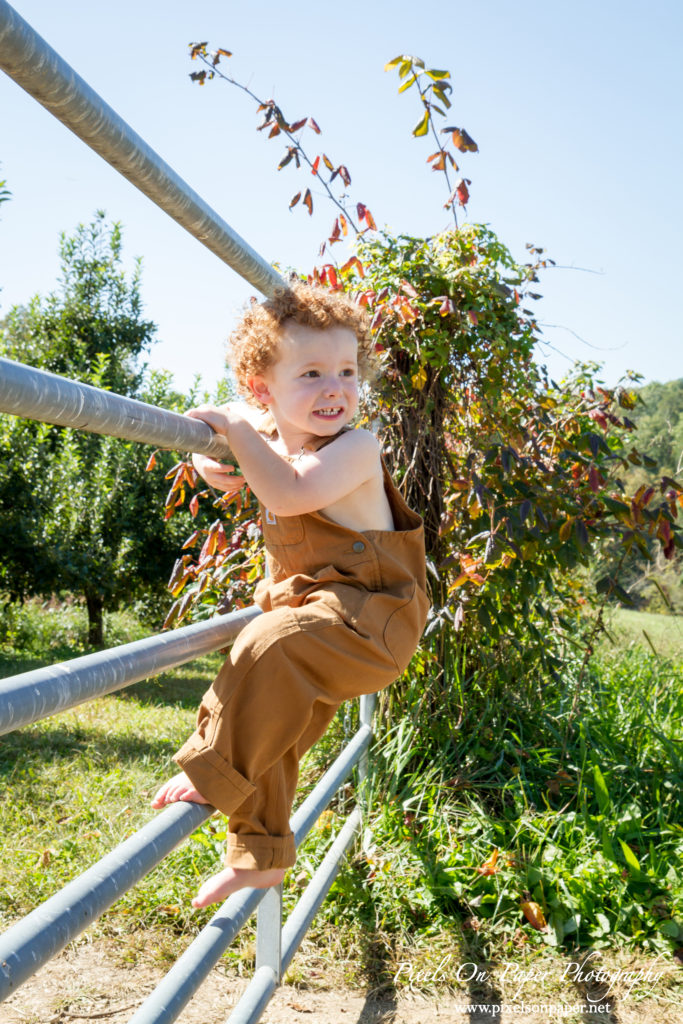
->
[247, 375, 272, 405]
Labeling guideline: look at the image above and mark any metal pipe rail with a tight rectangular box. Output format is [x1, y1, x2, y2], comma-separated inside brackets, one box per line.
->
[126, 716, 374, 1024]
[0, 605, 260, 737]
[0, 715, 374, 1008]
[0, 0, 285, 298]
[0, 357, 236, 460]
[0, 4, 379, 1021]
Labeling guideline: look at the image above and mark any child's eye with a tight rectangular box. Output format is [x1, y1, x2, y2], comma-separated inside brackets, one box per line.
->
[302, 370, 320, 378]
[341, 368, 357, 378]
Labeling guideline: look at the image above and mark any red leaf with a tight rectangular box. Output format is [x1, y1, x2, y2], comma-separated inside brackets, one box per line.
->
[182, 530, 200, 549]
[189, 494, 200, 518]
[456, 178, 471, 206]
[303, 189, 313, 215]
[337, 165, 351, 186]
[311, 155, 320, 176]
[268, 124, 281, 138]
[364, 207, 377, 231]
[145, 452, 157, 472]
[329, 218, 341, 243]
[308, 117, 321, 134]
[290, 118, 306, 131]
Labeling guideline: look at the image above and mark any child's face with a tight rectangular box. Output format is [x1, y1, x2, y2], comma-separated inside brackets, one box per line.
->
[248, 321, 359, 440]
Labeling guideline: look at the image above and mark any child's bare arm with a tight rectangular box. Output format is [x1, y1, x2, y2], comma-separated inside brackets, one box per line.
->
[187, 405, 379, 515]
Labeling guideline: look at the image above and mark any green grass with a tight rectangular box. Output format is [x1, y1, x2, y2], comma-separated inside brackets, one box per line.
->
[603, 607, 683, 660]
[1, 602, 682, 989]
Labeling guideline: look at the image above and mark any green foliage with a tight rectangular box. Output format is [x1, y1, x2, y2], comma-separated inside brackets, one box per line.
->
[349, 645, 683, 957]
[0, 214, 191, 644]
[2, 211, 153, 395]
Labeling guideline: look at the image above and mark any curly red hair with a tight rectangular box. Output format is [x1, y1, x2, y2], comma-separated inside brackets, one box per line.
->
[228, 283, 374, 404]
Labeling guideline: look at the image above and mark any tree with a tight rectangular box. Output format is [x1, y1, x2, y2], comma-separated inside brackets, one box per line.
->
[0, 214, 191, 646]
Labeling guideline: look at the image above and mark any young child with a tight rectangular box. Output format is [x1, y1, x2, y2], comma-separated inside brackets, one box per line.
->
[152, 284, 429, 908]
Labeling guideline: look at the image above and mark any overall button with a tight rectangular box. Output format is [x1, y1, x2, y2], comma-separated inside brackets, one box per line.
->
[352, 541, 366, 553]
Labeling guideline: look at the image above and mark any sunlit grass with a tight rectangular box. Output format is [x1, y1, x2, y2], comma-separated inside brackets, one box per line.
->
[1, 603, 682, 988]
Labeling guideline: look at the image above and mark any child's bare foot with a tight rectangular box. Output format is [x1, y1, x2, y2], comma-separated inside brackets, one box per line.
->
[192, 866, 286, 908]
[151, 771, 211, 809]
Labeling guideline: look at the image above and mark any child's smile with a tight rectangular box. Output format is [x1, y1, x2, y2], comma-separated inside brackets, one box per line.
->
[249, 321, 359, 450]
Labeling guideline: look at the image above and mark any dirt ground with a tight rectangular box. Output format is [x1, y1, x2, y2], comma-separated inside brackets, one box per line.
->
[1, 939, 681, 1024]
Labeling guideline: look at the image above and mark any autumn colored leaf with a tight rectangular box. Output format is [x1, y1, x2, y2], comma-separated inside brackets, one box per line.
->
[182, 530, 201, 549]
[145, 452, 157, 472]
[476, 848, 500, 876]
[311, 155, 320, 176]
[340, 256, 365, 278]
[467, 310, 479, 325]
[413, 111, 430, 137]
[277, 152, 292, 171]
[442, 126, 479, 153]
[339, 213, 348, 236]
[521, 901, 547, 930]
[456, 178, 471, 206]
[425, 68, 450, 80]
[308, 117, 321, 134]
[303, 188, 313, 215]
[289, 191, 301, 209]
[189, 42, 208, 60]
[189, 70, 207, 85]
[329, 218, 341, 243]
[268, 123, 281, 139]
[212, 48, 232, 66]
[322, 153, 334, 171]
[189, 494, 200, 518]
[290, 117, 307, 131]
[428, 151, 447, 172]
[398, 74, 418, 94]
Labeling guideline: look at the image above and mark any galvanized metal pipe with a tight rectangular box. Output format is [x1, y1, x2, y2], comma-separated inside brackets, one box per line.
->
[127, 887, 268, 1024]
[281, 807, 362, 975]
[0, 801, 212, 1001]
[0, 357, 237, 459]
[0, 605, 261, 736]
[125, 725, 372, 1024]
[0, 1, 285, 297]
[225, 966, 278, 1024]
[225, 810, 362, 1023]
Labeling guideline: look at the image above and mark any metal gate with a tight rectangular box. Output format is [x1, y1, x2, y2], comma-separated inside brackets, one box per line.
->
[0, 2, 377, 1020]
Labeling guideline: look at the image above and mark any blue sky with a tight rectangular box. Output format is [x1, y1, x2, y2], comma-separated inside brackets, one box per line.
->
[1, 0, 681, 394]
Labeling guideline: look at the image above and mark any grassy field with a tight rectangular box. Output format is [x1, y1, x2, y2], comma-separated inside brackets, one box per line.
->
[603, 608, 683, 661]
[1, 600, 682, 1001]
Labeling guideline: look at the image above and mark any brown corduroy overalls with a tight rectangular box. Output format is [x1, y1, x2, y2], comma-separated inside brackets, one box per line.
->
[173, 446, 430, 871]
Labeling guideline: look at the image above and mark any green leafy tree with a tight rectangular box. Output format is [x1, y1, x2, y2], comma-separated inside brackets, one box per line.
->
[0, 214, 190, 646]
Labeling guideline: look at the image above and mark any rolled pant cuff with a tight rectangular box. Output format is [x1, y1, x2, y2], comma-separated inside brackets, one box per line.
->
[173, 739, 256, 818]
[224, 832, 297, 870]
